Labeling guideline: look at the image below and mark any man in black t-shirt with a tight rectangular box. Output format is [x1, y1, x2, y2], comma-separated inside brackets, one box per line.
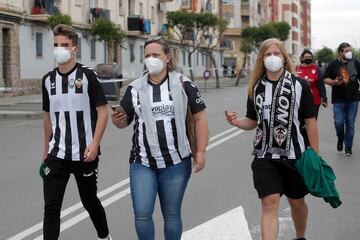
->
[323, 42, 360, 156]
[41, 24, 112, 240]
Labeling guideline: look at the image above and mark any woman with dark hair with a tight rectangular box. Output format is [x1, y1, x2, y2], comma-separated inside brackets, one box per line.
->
[111, 37, 209, 240]
[297, 49, 327, 118]
[225, 38, 319, 240]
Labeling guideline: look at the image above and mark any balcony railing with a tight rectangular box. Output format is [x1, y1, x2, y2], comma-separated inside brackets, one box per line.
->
[31, 0, 60, 15]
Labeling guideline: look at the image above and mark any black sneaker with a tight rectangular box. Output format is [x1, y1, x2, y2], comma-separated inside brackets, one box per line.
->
[345, 148, 352, 156]
[292, 238, 306, 240]
[337, 138, 343, 152]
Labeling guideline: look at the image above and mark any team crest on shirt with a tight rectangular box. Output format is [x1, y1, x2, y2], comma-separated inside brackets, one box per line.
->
[253, 128, 263, 146]
[274, 125, 287, 146]
[75, 78, 83, 88]
[69, 78, 75, 89]
[311, 69, 316, 75]
[51, 82, 56, 89]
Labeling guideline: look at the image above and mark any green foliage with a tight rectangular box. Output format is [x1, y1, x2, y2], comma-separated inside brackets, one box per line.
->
[240, 21, 291, 49]
[90, 18, 125, 48]
[48, 14, 72, 29]
[166, 10, 226, 44]
[315, 47, 335, 63]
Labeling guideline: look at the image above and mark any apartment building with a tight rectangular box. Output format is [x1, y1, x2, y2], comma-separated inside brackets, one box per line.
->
[272, 0, 311, 62]
[0, 0, 225, 96]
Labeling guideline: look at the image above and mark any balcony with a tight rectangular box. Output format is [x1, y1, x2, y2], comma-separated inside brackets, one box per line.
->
[31, 0, 60, 14]
[89, 8, 110, 23]
[31, 0, 60, 21]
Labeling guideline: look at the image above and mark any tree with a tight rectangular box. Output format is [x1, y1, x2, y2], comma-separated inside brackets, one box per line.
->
[315, 47, 334, 64]
[90, 18, 126, 63]
[198, 15, 228, 88]
[240, 21, 291, 49]
[167, 10, 207, 81]
[48, 13, 72, 29]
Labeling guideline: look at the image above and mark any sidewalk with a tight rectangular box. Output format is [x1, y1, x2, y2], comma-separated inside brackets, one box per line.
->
[0, 94, 43, 119]
[0, 75, 248, 119]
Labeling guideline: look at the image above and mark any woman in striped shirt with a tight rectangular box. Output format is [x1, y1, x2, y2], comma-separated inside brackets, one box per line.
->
[112, 37, 209, 240]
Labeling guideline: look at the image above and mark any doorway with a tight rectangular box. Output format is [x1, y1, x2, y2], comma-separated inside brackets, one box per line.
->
[2, 28, 10, 88]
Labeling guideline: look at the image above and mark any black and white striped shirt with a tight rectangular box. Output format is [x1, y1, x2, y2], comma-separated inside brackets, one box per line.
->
[246, 76, 315, 160]
[121, 76, 206, 169]
[42, 63, 107, 161]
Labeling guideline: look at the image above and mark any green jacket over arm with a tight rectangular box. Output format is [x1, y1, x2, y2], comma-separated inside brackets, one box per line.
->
[295, 148, 342, 208]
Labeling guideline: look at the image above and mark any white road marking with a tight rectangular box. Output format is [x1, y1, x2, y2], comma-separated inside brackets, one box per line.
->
[207, 129, 244, 149]
[32, 188, 131, 240]
[8, 127, 245, 240]
[6, 179, 129, 240]
[208, 127, 238, 142]
[181, 206, 252, 240]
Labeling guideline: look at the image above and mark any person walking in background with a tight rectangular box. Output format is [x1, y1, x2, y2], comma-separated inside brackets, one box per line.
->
[225, 38, 319, 240]
[323, 42, 360, 156]
[111, 37, 209, 240]
[297, 49, 328, 118]
[41, 24, 112, 240]
[222, 63, 228, 77]
[231, 63, 236, 78]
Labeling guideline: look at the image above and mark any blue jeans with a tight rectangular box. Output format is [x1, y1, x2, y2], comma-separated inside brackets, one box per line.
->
[129, 158, 192, 240]
[333, 101, 359, 149]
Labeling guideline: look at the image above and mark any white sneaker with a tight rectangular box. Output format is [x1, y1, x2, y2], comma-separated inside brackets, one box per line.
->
[98, 234, 112, 240]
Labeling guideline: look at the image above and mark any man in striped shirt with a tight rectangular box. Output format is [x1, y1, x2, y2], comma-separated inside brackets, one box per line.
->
[41, 24, 112, 240]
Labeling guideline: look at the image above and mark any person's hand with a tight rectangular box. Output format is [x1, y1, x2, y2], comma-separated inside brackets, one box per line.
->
[193, 152, 206, 173]
[334, 77, 344, 85]
[41, 150, 48, 161]
[321, 101, 328, 108]
[84, 142, 99, 162]
[225, 110, 238, 127]
[111, 111, 128, 128]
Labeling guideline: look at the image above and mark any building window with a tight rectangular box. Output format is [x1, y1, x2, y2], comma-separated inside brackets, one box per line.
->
[140, 45, 144, 63]
[202, 53, 205, 66]
[91, 38, 96, 60]
[77, 37, 82, 59]
[75, 0, 82, 6]
[197, 51, 199, 65]
[104, 0, 108, 9]
[151, 6, 155, 22]
[130, 43, 135, 62]
[182, 50, 186, 65]
[119, 0, 124, 15]
[139, 2, 143, 16]
[36, 32, 43, 57]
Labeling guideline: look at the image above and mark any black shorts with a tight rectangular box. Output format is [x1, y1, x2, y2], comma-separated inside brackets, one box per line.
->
[251, 157, 308, 199]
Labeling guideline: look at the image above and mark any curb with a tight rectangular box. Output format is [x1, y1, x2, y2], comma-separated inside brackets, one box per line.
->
[0, 111, 43, 119]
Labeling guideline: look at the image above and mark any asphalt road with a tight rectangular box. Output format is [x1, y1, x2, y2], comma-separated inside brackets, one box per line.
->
[0, 84, 359, 240]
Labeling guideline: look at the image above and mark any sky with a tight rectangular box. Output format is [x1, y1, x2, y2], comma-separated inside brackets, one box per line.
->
[311, 0, 360, 50]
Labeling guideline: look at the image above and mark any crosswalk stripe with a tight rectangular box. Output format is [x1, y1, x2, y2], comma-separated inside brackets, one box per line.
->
[181, 206, 252, 240]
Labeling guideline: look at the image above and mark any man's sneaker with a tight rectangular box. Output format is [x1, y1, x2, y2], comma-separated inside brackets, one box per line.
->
[345, 148, 352, 156]
[337, 138, 343, 152]
[98, 234, 112, 240]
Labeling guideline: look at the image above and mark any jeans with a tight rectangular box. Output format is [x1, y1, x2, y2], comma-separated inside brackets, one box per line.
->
[333, 101, 359, 149]
[129, 158, 192, 240]
[43, 155, 109, 240]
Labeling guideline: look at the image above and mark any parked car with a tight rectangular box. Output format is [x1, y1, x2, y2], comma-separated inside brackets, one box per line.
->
[95, 63, 123, 100]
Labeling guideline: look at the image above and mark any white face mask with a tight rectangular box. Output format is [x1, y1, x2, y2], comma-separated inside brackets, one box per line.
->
[344, 51, 352, 60]
[53, 47, 72, 64]
[264, 55, 284, 73]
[144, 57, 165, 75]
